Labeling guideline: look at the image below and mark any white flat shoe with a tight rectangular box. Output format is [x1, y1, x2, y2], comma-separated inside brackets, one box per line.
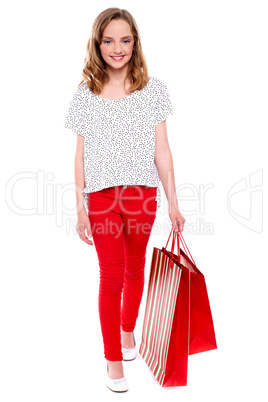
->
[122, 332, 137, 361]
[106, 366, 128, 393]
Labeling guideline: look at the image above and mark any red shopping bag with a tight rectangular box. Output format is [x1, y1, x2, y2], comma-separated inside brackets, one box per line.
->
[165, 230, 217, 355]
[139, 229, 190, 386]
[139, 228, 217, 387]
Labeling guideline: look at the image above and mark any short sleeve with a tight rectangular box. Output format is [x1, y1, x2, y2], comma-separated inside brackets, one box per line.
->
[64, 83, 89, 136]
[153, 79, 174, 126]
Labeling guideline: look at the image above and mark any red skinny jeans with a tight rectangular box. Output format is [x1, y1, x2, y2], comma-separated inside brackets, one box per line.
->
[87, 185, 157, 361]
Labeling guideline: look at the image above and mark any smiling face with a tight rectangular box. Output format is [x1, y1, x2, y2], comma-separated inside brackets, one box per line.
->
[99, 19, 135, 71]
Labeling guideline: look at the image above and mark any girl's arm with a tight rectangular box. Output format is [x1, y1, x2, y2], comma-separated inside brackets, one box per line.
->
[75, 135, 86, 215]
[154, 120, 185, 232]
[75, 135, 93, 245]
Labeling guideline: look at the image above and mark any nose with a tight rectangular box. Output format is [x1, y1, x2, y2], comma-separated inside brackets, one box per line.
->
[113, 42, 123, 54]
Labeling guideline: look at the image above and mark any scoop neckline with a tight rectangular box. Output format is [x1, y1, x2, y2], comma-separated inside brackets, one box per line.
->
[95, 90, 137, 101]
[94, 76, 152, 101]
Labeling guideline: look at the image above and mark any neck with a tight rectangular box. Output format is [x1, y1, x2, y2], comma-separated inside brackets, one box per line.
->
[105, 64, 129, 86]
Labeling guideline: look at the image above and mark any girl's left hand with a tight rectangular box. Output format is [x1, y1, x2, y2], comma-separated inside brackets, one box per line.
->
[169, 204, 186, 232]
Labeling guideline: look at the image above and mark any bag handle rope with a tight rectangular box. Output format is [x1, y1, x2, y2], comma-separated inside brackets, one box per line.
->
[164, 227, 196, 268]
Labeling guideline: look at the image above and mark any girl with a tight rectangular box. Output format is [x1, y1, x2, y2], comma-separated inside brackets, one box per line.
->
[64, 7, 185, 393]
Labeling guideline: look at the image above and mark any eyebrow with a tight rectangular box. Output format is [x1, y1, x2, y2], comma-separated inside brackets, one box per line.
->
[102, 36, 133, 40]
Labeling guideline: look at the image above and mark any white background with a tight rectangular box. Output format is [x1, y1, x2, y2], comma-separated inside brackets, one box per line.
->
[1, 0, 267, 401]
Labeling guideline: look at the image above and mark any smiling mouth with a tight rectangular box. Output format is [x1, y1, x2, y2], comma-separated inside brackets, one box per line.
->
[110, 56, 125, 61]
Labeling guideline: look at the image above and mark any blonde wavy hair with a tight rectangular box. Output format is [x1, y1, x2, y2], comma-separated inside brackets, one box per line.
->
[78, 8, 149, 94]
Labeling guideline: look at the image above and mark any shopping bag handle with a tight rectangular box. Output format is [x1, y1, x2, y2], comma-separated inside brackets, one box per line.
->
[177, 230, 196, 267]
[164, 228, 180, 269]
[164, 228, 196, 268]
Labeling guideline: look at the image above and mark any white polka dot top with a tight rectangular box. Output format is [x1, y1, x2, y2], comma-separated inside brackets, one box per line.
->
[64, 76, 174, 215]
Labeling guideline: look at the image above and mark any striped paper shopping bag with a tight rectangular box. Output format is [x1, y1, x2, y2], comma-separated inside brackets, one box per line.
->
[139, 229, 190, 386]
[164, 230, 217, 356]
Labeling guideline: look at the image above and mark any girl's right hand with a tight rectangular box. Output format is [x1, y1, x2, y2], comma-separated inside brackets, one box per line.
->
[76, 211, 93, 245]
